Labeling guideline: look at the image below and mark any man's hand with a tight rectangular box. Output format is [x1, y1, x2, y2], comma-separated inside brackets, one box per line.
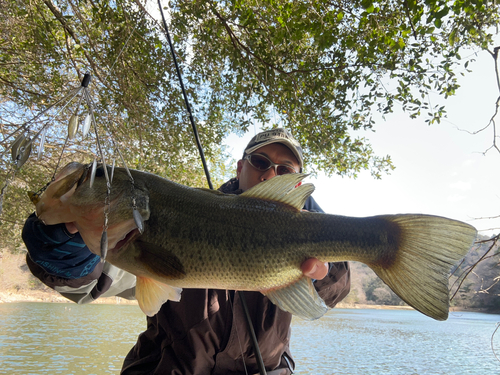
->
[65, 222, 79, 234]
[301, 258, 329, 280]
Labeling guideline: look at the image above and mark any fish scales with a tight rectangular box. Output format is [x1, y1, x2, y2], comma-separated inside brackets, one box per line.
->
[36, 162, 477, 320]
[135, 172, 394, 290]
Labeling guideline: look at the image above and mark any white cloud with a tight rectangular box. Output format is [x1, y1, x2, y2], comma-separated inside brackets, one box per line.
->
[447, 194, 466, 202]
[450, 181, 472, 191]
[462, 159, 474, 167]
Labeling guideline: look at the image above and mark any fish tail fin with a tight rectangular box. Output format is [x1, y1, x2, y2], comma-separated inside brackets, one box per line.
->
[136, 276, 182, 317]
[371, 215, 477, 321]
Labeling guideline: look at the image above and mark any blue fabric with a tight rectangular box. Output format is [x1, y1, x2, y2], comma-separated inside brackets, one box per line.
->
[303, 196, 324, 213]
[22, 213, 100, 279]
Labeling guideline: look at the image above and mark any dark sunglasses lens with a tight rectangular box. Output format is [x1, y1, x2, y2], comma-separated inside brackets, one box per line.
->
[276, 166, 294, 175]
[249, 155, 271, 170]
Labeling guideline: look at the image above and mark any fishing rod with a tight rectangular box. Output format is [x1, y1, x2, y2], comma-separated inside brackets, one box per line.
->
[156, 1, 267, 374]
[157, 0, 213, 191]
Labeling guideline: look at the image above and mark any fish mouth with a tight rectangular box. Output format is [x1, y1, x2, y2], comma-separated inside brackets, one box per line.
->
[111, 228, 141, 252]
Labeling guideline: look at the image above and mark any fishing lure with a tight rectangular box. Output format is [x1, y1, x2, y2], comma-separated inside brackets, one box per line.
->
[68, 114, 79, 139]
[82, 113, 92, 137]
[37, 127, 47, 161]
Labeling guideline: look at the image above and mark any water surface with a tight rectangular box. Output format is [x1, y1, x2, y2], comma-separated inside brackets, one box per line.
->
[0, 303, 145, 374]
[0, 303, 499, 374]
[291, 308, 500, 374]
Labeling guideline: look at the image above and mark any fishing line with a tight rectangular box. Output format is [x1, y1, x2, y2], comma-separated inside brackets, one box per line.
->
[30, 13, 143, 253]
[492, 322, 500, 363]
[82, 78, 145, 258]
[2, 3, 139, 225]
[240, 291, 267, 373]
[0, 165, 15, 216]
[227, 291, 250, 375]
[157, 0, 213, 190]
[1, 85, 80, 211]
[1, 88, 78, 142]
[0, 87, 81, 160]
[155, 2, 266, 374]
[102, 23, 138, 84]
[28, 117, 71, 206]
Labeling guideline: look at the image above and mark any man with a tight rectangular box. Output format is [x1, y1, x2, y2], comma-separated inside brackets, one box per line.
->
[23, 128, 350, 374]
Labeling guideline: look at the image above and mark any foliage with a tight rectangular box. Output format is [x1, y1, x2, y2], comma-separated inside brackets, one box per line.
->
[451, 235, 500, 312]
[0, 0, 499, 241]
[348, 261, 405, 306]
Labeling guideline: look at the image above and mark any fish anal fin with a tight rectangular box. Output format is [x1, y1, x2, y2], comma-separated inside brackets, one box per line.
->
[136, 276, 182, 317]
[241, 173, 313, 211]
[263, 276, 328, 320]
[135, 241, 186, 279]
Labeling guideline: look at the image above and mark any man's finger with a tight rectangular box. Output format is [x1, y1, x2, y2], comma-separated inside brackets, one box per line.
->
[301, 258, 329, 280]
[65, 222, 79, 234]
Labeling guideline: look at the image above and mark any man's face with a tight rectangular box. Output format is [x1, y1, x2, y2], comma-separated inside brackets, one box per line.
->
[236, 143, 300, 192]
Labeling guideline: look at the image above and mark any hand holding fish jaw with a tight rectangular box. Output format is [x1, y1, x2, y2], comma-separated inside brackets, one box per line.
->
[63, 219, 138, 257]
[35, 162, 150, 257]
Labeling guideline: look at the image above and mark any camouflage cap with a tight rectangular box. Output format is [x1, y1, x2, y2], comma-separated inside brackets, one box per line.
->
[243, 128, 304, 171]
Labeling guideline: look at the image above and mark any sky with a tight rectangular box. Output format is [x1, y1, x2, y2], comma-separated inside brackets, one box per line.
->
[142, 0, 500, 236]
[223, 46, 500, 237]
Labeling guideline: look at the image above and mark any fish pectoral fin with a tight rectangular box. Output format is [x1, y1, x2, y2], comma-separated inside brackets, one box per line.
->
[135, 241, 186, 279]
[241, 173, 314, 211]
[262, 276, 328, 320]
[136, 276, 182, 317]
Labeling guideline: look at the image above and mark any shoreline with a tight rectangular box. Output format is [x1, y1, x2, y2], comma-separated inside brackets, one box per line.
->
[0, 289, 138, 305]
[0, 289, 494, 314]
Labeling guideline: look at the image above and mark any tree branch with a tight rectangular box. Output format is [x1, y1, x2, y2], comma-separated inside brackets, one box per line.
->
[402, 0, 418, 39]
[0, 75, 46, 97]
[450, 234, 500, 302]
[209, 3, 345, 76]
[42, 0, 106, 84]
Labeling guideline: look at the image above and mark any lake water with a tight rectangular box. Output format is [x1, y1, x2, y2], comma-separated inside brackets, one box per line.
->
[0, 303, 499, 374]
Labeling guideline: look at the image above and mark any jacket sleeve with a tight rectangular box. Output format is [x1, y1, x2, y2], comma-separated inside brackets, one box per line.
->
[23, 212, 136, 304]
[304, 197, 351, 308]
[314, 261, 350, 308]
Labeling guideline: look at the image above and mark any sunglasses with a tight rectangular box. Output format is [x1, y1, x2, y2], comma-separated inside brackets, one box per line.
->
[244, 153, 298, 175]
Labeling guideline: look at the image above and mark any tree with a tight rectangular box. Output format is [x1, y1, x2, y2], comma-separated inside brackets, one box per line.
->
[1, 0, 499, 246]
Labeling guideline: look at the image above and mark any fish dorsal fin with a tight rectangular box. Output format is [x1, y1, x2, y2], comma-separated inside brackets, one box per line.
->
[241, 173, 314, 211]
[263, 276, 328, 320]
[136, 276, 182, 317]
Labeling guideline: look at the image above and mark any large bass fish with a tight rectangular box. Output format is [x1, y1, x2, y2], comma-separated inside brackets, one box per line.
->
[35, 162, 477, 321]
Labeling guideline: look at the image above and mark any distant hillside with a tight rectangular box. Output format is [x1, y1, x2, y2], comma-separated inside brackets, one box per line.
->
[0, 249, 69, 303]
[341, 261, 406, 306]
[450, 234, 500, 312]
